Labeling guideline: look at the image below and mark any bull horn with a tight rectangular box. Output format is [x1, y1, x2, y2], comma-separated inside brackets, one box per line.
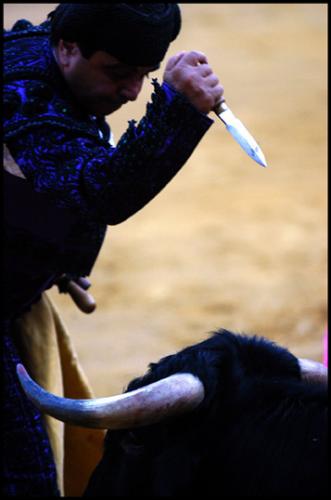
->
[16, 364, 205, 429]
[299, 358, 328, 384]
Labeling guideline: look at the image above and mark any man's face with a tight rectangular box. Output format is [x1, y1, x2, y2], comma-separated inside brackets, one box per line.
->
[54, 41, 159, 116]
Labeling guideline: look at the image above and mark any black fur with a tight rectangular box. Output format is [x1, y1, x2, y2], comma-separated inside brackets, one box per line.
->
[84, 330, 328, 496]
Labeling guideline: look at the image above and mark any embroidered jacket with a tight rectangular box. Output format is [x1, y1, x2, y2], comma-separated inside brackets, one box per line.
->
[3, 19, 213, 319]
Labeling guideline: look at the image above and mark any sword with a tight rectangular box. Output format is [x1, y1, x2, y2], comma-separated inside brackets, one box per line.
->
[214, 101, 267, 168]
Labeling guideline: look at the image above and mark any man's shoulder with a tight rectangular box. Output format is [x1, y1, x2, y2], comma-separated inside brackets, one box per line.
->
[4, 19, 50, 40]
[4, 19, 52, 82]
[3, 76, 103, 144]
[3, 20, 102, 143]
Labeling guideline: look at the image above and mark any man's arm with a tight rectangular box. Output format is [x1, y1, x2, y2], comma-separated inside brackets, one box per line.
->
[6, 80, 213, 225]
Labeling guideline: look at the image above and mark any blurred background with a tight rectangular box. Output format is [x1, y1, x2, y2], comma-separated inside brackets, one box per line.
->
[4, 4, 327, 395]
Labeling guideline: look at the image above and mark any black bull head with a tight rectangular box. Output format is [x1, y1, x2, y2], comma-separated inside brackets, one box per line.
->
[17, 330, 328, 496]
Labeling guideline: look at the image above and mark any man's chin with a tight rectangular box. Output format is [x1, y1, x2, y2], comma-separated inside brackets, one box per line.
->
[102, 103, 123, 116]
[97, 104, 124, 117]
[84, 100, 123, 117]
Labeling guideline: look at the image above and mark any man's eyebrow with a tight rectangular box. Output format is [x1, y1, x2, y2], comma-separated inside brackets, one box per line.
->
[104, 62, 160, 72]
[148, 64, 160, 72]
[103, 63, 128, 69]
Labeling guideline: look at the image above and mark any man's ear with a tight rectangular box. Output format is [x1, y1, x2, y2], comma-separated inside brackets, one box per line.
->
[56, 40, 80, 68]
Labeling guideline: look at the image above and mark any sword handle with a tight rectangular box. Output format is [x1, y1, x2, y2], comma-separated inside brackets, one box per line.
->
[214, 100, 228, 115]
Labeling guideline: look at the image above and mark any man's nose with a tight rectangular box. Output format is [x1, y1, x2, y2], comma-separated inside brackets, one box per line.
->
[120, 77, 143, 102]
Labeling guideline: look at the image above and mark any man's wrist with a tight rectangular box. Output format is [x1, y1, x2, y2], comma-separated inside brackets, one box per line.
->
[159, 79, 214, 125]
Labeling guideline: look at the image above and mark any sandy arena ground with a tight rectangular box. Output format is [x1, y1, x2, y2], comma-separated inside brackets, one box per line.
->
[4, 4, 327, 396]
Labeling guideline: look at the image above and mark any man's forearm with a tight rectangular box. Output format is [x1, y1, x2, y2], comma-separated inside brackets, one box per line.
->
[95, 80, 213, 224]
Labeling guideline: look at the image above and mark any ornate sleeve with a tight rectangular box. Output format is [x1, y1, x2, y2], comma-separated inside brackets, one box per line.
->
[7, 80, 213, 225]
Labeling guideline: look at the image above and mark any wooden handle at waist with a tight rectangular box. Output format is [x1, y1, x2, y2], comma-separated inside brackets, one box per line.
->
[67, 280, 96, 314]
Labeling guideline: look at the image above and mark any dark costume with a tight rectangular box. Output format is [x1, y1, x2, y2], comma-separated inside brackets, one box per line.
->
[3, 19, 213, 495]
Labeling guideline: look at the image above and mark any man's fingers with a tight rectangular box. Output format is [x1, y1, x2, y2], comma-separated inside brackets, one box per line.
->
[163, 49, 224, 114]
[166, 51, 209, 73]
[213, 84, 225, 104]
[204, 73, 220, 88]
[183, 50, 208, 66]
[165, 51, 186, 71]
[197, 63, 213, 78]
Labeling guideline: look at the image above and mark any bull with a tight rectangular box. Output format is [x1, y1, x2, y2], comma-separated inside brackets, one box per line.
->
[17, 329, 328, 496]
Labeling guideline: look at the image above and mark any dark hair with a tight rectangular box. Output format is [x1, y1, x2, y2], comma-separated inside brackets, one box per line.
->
[48, 3, 181, 67]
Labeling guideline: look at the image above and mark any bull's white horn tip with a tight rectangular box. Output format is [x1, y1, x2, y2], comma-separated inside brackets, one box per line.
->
[16, 363, 27, 377]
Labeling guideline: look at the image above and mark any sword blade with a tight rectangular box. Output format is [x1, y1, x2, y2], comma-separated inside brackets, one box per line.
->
[215, 102, 267, 168]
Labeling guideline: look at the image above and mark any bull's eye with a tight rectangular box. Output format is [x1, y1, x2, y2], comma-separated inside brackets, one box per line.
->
[120, 431, 145, 456]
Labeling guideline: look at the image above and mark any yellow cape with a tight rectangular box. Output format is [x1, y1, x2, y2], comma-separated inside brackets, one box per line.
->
[14, 293, 105, 496]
